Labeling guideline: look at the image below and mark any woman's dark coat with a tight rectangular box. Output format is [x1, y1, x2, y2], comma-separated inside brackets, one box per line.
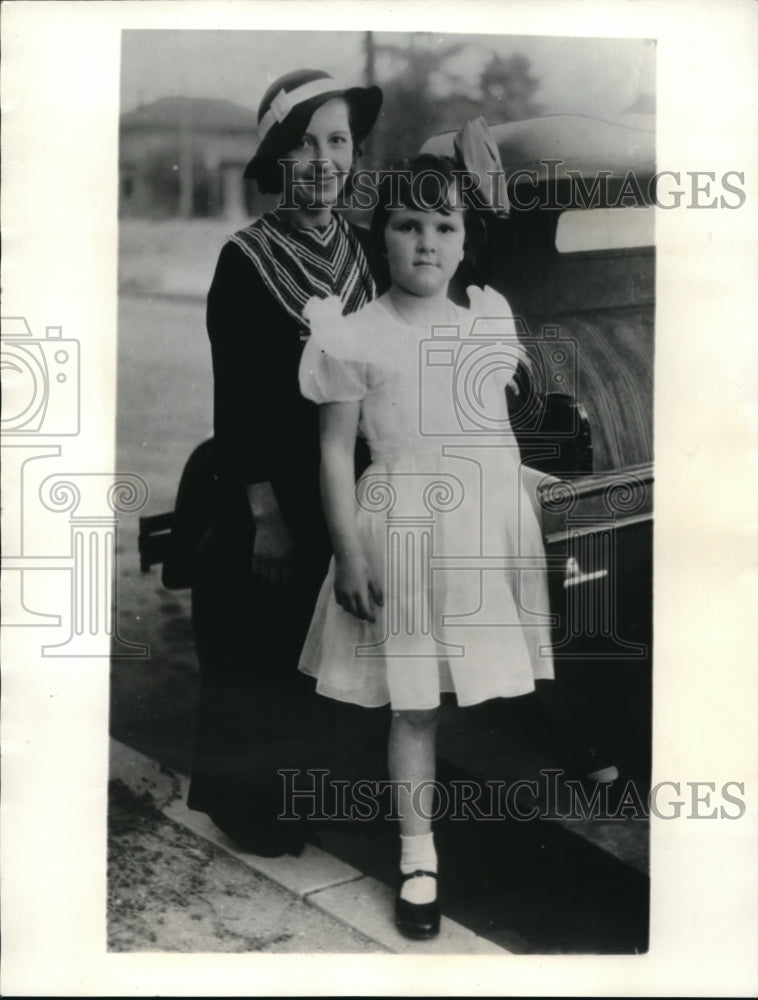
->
[186, 224, 389, 856]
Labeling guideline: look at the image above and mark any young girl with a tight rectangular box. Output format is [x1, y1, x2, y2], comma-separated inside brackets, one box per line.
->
[298, 155, 554, 939]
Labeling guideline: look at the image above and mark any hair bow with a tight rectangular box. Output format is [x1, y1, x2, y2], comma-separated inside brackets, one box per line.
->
[453, 117, 510, 218]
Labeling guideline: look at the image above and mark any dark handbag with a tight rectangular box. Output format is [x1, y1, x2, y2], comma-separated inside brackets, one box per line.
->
[138, 438, 219, 590]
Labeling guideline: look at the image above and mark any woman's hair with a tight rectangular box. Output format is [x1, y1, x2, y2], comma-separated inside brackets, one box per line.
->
[253, 99, 364, 196]
[370, 153, 485, 260]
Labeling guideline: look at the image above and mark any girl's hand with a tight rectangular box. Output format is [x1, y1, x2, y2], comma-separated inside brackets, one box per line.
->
[333, 554, 384, 623]
[252, 512, 295, 592]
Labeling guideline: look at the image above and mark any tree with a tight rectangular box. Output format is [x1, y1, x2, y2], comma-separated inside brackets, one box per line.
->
[479, 53, 542, 123]
[370, 35, 467, 167]
[436, 52, 543, 134]
[368, 37, 543, 167]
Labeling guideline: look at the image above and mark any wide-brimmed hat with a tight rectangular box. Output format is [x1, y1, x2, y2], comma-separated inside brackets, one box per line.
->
[244, 69, 382, 180]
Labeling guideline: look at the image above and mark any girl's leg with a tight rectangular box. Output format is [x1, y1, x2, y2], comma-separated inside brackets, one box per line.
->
[389, 708, 439, 905]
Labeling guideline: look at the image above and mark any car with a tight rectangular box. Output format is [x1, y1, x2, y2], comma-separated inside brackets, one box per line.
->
[422, 113, 655, 781]
[139, 111, 655, 785]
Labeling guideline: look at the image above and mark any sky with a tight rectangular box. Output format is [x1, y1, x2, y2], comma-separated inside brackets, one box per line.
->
[120, 30, 655, 120]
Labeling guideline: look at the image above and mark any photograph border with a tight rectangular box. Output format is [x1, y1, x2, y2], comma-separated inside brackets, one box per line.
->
[2, 1, 757, 995]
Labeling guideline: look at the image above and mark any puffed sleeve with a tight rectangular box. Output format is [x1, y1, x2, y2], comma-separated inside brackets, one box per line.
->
[298, 296, 370, 404]
[465, 285, 527, 386]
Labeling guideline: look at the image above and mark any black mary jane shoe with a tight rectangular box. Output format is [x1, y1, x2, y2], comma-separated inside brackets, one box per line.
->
[395, 870, 440, 940]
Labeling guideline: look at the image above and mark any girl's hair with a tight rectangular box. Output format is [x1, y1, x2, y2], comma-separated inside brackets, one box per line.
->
[254, 101, 364, 196]
[370, 153, 485, 260]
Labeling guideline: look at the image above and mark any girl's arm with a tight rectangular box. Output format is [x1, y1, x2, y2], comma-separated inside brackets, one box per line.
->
[320, 401, 383, 622]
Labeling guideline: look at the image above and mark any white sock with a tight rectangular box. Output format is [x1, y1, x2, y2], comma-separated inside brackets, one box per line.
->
[399, 833, 437, 904]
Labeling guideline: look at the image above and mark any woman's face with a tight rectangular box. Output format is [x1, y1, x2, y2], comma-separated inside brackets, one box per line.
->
[283, 97, 354, 210]
[383, 206, 466, 298]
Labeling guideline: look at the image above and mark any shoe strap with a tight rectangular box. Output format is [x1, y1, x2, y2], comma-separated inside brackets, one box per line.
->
[400, 869, 438, 883]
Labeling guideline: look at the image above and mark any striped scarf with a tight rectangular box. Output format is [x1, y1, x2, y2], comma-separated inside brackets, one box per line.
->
[229, 209, 376, 324]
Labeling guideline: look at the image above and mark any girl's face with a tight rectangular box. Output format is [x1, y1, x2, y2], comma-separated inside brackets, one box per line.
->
[284, 98, 354, 210]
[383, 206, 466, 298]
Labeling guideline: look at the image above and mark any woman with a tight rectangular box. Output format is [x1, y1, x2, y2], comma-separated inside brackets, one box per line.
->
[187, 69, 389, 857]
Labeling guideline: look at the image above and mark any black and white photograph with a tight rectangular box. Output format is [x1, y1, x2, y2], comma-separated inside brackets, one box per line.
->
[2, 1, 757, 995]
[112, 26, 656, 955]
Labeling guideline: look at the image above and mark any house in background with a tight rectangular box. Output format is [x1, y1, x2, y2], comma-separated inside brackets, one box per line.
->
[119, 97, 274, 220]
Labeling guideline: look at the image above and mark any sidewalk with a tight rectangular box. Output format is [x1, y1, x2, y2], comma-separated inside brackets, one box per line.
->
[109, 739, 507, 955]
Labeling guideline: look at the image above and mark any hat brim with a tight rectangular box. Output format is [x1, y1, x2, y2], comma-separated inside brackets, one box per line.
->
[243, 84, 382, 180]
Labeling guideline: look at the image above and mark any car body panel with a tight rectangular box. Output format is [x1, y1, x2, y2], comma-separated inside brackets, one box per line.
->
[422, 112, 655, 188]
[423, 117, 655, 756]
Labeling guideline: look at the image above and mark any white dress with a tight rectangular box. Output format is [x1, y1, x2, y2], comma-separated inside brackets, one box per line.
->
[297, 287, 554, 711]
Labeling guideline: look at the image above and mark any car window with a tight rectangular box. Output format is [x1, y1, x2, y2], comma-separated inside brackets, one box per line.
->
[555, 206, 655, 253]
